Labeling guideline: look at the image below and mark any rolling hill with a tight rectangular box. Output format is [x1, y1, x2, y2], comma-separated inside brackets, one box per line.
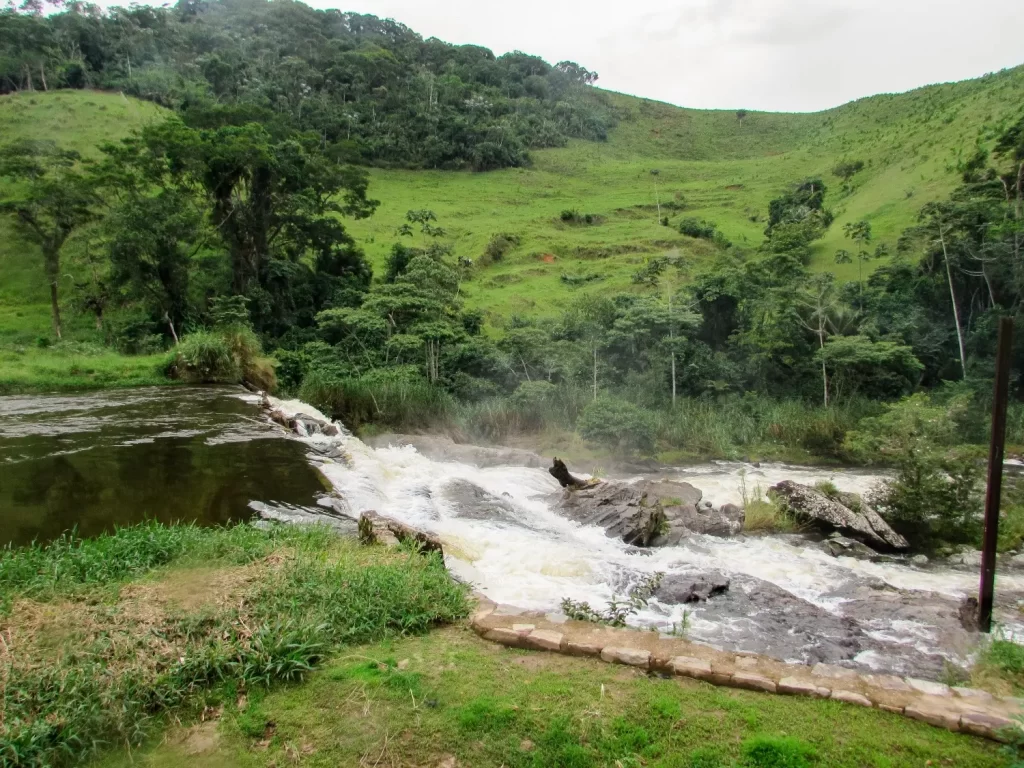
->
[2, 63, 1023, 342]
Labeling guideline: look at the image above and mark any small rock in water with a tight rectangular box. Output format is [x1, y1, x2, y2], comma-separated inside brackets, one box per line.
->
[1008, 553, 1024, 569]
[911, 554, 929, 566]
[655, 572, 730, 604]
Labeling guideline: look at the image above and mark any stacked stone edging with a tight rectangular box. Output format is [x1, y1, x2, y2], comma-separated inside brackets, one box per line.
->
[469, 597, 1023, 743]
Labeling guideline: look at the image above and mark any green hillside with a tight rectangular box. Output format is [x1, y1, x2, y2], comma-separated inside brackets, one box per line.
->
[1, 65, 1023, 339]
[342, 66, 1024, 324]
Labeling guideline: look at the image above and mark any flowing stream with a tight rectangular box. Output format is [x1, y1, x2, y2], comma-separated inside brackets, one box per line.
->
[4, 387, 1023, 681]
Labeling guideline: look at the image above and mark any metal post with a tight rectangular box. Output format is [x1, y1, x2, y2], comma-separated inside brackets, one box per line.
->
[979, 316, 1014, 633]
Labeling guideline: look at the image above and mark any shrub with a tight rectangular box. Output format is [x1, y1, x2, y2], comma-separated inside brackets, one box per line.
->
[578, 397, 657, 454]
[848, 393, 982, 549]
[482, 232, 521, 264]
[559, 209, 600, 225]
[172, 327, 276, 390]
[869, 450, 982, 550]
[678, 217, 719, 239]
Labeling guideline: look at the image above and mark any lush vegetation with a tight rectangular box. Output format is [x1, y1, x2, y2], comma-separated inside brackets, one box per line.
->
[0, 521, 468, 767]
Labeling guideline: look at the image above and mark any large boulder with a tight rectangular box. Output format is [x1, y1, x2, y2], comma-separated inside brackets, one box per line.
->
[770, 481, 908, 551]
[553, 471, 744, 547]
[554, 481, 665, 546]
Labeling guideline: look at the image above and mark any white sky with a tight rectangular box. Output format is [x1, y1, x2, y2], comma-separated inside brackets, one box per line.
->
[309, 0, 1023, 113]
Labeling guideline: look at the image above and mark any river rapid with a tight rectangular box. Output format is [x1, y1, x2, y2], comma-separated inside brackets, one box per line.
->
[4, 387, 1023, 682]
[267, 397, 1024, 680]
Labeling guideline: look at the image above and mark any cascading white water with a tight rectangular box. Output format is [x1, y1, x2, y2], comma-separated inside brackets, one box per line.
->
[268, 398, 1024, 676]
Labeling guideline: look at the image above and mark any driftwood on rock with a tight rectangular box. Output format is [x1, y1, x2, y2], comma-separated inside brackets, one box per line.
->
[358, 510, 444, 555]
[549, 457, 586, 489]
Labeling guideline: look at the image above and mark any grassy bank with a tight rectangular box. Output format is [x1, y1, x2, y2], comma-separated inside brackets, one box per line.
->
[0, 345, 173, 395]
[0, 522, 468, 768]
[0, 522, 1015, 768]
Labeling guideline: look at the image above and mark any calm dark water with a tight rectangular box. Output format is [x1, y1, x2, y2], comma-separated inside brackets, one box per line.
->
[0, 387, 328, 547]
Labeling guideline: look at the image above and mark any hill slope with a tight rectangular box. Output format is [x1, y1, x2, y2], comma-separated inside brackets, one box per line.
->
[1, 64, 1023, 339]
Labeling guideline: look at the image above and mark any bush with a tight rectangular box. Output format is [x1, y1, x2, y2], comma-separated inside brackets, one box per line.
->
[482, 233, 521, 264]
[559, 209, 600, 225]
[869, 450, 982, 551]
[173, 327, 276, 390]
[578, 397, 657, 454]
[678, 217, 719, 239]
[847, 393, 983, 549]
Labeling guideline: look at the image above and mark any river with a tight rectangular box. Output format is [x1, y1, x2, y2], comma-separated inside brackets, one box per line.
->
[3, 387, 1022, 681]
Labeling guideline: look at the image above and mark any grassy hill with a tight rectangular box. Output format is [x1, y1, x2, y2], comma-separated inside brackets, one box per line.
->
[2, 65, 1024, 341]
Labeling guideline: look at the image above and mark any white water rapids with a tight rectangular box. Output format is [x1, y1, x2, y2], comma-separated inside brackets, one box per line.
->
[266, 397, 1024, 677]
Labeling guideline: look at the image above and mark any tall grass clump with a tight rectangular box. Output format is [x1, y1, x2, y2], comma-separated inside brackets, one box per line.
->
[171, 326, 276, 391]
[299, 369, 453, 430]
[657, 396, 876, 459]
[0, 522, 469, 768]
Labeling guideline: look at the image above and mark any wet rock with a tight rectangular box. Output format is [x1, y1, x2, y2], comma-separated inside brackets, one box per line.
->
[770, 481, 908, 551]
[1009, 553, 1024, 569]
[666, 503, 744, 538]
[365, 433, 547, 469]
[655, 572, 730, 604]
[949, 550, 983, 568]
[555, 481, 665, 546]
[646, 480, 702, 507]
[821, 535, 878, 559]
[959, 596, 980, 632]
[911, 554, 929, 566]
[440, 479, 519, 523]
[692, 575, 868, 665]
[834, 491, 909, 551]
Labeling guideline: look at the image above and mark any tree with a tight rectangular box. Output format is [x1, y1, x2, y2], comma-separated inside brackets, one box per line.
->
[842, 220, 874, 294]
[104, 117, 377, 333]
[0, 140, 98, 339]
[832, 159, 865, 185]
[797, 273, 842, 405]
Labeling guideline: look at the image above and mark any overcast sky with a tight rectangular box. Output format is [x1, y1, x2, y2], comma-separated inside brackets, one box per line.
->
[304, 0, 1022, 113]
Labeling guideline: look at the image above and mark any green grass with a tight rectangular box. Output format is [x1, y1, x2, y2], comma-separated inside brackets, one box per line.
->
[89, 625, 1007, 768]
[0, 521, 469, 768]
[0, 344, 173, 394]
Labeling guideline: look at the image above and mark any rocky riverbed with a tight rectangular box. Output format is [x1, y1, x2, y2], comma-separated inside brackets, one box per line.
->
[266, 400, 1024, 682]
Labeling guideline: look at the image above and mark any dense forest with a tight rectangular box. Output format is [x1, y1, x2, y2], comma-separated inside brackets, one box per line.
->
[0, 0, 610, 169]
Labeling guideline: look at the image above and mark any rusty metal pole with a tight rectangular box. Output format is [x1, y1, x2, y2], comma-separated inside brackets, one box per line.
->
[979, 316, 1014, 633]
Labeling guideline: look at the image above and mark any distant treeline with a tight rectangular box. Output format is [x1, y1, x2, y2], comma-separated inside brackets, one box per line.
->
[0, 0, 612, 170]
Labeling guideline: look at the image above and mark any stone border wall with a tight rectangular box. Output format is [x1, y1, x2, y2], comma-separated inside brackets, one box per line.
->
[470, 595, 1023, 743]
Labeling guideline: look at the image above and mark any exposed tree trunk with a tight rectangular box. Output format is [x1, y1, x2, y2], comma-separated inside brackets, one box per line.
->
[39, 63, 47, 91]
[165, 313, 179, 345]
[938, 225, 968, 378]
[818, 322, 829, 407]
[49, 280, 62, 340]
